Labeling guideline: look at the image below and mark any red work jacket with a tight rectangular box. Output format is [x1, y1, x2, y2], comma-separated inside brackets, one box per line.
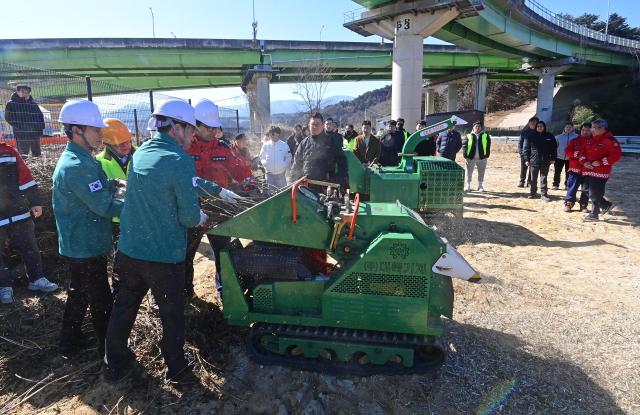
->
[188, 138, 251, 188]
[565, 135, 588, 174]
[578, 131, 622, 179]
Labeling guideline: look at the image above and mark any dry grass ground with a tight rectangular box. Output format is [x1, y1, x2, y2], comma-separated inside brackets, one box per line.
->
[0, 150, 638, 414]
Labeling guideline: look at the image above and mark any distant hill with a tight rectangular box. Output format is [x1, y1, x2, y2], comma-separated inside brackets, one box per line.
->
[227, 95, 354, 117]
[275, 86, 392, 127]
[276, 82, 538, 129]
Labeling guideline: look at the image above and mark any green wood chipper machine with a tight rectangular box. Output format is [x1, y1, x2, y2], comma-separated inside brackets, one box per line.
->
[208, 174, 479, 375]
[346, 116, 468, 222]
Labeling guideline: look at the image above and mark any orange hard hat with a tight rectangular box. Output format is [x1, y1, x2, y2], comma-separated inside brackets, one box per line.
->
[101, 118, 132, 145]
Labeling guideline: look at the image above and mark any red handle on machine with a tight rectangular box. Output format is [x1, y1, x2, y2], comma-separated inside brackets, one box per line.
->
[291, 176, 308, 224]
[347, 193, 360, 240]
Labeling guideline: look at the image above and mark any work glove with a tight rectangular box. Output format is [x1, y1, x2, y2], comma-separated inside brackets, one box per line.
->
[241, 176, 257, 191]
[219, 188, 242, 204]
[114, 187, 126, 200]
[112, 178, 127, 200]
[114, 178, 127, 188]
[198, 209, 209, 227]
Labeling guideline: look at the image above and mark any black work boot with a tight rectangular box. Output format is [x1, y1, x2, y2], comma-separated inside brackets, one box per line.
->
[585, 202, 601, 221]
[600, 200, 614, 215]
[583, 213, 599, 222]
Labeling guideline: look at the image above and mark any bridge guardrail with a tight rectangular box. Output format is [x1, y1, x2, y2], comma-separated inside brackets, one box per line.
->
[491, 135, 640, 157]
[343, 7, 367, 24]
[616, 136, 640, 156]
[523, 0, 640, 50]
[344, 0, 639, 50]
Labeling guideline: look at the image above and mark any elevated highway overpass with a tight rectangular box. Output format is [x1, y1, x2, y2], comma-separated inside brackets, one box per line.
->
[1, 37, 604, 93]
[345, 0, 638, 123]
[1, 0, 637, 132]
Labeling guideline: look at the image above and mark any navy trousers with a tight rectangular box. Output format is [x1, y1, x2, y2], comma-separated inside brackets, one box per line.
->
[0, 219, 44, 286]
[106, 252, 187, 379]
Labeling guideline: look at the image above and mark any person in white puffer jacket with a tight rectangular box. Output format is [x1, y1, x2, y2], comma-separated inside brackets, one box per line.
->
[259, 126, 291, 191]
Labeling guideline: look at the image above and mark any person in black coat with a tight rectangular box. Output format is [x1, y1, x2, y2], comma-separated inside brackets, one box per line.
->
[524, 120, 557, 201]
[5, 85, 45, 157]
[324, 118, 344, 150]
[286, 124, 305, 156]
[379, 129, 402, 166]
[289, 112, 348, 190]
[377, 120, 405, 166]
[518, 117, 538, 188]
[437, 127, 463, 161]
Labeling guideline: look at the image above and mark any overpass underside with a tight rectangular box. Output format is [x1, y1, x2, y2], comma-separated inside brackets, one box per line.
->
[344, 0, 636, 123]
[349, 0, 637, 67]
[0, 37, 612, 99]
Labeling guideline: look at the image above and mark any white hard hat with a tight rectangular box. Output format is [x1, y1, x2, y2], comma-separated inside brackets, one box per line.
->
[193, 98, 222, 128]
[146, 117, 157, 132]
[58, 99, 107, 128]
[152, 98, 196, 127]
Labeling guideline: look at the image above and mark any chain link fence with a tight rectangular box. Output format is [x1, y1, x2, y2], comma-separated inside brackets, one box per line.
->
[0, 62, 240, 161]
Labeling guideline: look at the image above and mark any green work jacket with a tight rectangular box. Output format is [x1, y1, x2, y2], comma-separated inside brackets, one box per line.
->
[118, 132, 221, 264]
[96, 146, 136, 223]
[52, 141, 123, 259]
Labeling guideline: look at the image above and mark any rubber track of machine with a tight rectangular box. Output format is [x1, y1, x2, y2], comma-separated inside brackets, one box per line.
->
[246, 323, 446, 376]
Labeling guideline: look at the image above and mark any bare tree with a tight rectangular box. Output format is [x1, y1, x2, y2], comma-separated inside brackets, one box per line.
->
[292, 59, 333, 115]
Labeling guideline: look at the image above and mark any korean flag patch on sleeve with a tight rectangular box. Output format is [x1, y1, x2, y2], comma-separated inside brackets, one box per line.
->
[192, 177, 200, 187]
[88, 180, 103, 192]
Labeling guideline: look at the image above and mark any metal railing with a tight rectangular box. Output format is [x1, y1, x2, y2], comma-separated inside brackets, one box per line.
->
[344, 0, 639, 49]
[523, 0, 640, 49]
[1, 62, 241, 161]
[617, 136, 640, 155]
[343, 7, 367, 23]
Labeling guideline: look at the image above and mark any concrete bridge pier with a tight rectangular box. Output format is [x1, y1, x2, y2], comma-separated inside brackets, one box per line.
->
[357, 8, 459, 125]
[472, 71, 488, 113]
[242, 65, 275, 136]
[530, 66, 571, 124]
[422, 88, 436, 117]
[424, 87, 436, 116]
[447, 83, 460, 112]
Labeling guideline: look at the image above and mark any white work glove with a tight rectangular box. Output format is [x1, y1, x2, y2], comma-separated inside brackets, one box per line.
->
[219, 188, 241, 204]
[198, 210, 209, 226]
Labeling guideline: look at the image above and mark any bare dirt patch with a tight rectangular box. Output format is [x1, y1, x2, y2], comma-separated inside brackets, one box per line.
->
[0, 152, 638, 414]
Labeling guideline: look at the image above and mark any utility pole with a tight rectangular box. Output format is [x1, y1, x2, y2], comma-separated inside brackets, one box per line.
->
[320, 25, 325, 41]
[149, 7, 156, 38]
[252, 0, 258, 45]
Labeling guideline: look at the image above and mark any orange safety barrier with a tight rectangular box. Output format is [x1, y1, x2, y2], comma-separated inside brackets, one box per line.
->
[1, 136, 68, 147]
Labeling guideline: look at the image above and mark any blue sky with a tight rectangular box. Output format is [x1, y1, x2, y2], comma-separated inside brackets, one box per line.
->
[2, 0, 637, 104]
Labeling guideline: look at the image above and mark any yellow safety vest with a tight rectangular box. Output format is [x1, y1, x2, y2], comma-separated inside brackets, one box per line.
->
[96, 147, 136, 223]
[466, 133, 489, 158]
